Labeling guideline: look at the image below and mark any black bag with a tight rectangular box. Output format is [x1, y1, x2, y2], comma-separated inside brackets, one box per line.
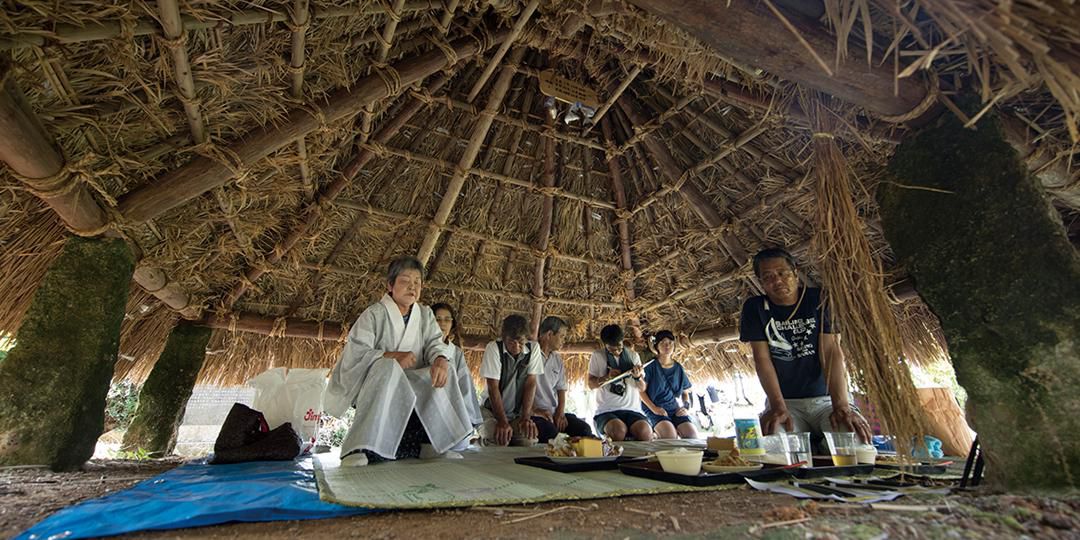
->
[210, 403, 302, 464]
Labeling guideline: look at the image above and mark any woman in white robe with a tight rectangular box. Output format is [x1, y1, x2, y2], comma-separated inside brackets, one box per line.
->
[431, 302, 483, 428]
[323, 257, 474, 465]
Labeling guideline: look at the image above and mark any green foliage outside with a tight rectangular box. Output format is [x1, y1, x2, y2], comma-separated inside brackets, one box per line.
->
[105, 381, 141, 432]
[326, 408, 355, 447]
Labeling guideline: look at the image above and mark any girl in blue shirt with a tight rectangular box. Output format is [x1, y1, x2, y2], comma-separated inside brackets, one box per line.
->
[640, 330, 698, 439]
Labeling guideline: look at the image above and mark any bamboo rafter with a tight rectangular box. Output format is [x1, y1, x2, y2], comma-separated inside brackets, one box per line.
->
[288, 0, 313, 199]
[600, 117, 638, 306]
[467, 0, 539, 103]
[530, 109, 557, 337]
[357, 0, 408, 148]
[0, 1, 444, 51]
[417, 46, 526, 264]
[583, 64, 642, 136]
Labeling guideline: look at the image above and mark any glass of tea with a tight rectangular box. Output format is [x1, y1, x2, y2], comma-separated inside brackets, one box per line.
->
[824, 432, 858, 466]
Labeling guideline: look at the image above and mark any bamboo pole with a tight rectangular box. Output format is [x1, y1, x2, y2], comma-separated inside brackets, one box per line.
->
[357, 0, 408, 149]
[118, 25, 509, 223]
[530, 111, 557, 338]
[332, 199, 619, 269]
[221, 72, 458, 309]
[416, 46, 524, 264]
[583, 64, 641, 135]
[467, 0, 538, 103]
[0, 1, 443, 51]
[437, 0, 461, 35]
[600, 118, 637, 306]
[358, 142, 618, 210]
[615, 97, 749, 265]
[288, 0, 313, 198]
[615, 95, 697, 154]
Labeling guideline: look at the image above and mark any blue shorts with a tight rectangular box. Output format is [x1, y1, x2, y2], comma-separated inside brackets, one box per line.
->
[643, 409, 693, 428]
[594, 410, 649, 435]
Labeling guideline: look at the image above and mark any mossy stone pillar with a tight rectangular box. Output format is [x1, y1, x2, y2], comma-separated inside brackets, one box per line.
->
[879, 108, 1080, 490]
[122, 323, 211, 457]
[0, 237, 134, 471]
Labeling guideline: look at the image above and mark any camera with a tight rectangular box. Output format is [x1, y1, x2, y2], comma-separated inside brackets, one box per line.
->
[609, 381, 626, 396]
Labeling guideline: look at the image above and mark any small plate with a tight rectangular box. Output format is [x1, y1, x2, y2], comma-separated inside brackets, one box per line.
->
[701, 463, 764, 473]
[547, 455, 621, 464]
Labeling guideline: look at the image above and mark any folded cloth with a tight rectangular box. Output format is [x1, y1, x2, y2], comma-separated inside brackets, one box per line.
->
[210, 403, 302, 464]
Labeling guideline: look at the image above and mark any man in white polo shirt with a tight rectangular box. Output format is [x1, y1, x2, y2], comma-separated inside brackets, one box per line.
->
[530, 316, 594, 443]
[479, 314, 542, 446]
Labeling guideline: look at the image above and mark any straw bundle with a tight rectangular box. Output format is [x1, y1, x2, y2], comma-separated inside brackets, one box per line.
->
[802, 90, 924, 452]
[0, 191, 66, 336]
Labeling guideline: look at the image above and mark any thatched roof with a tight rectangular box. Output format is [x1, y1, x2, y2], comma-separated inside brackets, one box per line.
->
[0, 0, 1075, 386]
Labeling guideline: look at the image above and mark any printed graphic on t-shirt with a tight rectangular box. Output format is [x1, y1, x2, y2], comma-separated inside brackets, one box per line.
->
[765, 316, 818, 363]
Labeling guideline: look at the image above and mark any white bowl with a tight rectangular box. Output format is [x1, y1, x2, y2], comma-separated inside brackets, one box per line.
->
[655, 449, 704, 476]
[856, 444, 878, 464]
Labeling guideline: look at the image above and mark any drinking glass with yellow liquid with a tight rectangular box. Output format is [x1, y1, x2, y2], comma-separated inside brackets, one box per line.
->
[824, 432, 858, 466]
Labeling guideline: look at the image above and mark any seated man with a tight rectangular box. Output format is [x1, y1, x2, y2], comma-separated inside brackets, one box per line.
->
[587, 324, 652, 442]
[480, 315, 542, 446]
[324, 256, 474, 467]
[740, 247, 873, 445]
[640, 330, 698, 440]
[530, 316, 594, 443]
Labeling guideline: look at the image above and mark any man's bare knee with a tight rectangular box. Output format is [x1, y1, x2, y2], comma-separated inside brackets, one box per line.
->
[631, 421, 653, 441]
[655, 421, 677, 439]
[677, 422, 698, 439]
[605, 420, 628, 441]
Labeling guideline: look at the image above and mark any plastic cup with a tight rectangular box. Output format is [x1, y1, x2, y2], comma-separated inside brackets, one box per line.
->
[825, 432, 858, 466]
[782, 432, 812, 468]
[733, 418, 765, 455]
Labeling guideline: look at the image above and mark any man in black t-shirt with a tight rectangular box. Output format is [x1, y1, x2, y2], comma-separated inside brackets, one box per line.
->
[739, 247, 872, 443]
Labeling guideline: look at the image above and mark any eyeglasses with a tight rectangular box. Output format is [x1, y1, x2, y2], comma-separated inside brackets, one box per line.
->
[435, 317, 454, 323]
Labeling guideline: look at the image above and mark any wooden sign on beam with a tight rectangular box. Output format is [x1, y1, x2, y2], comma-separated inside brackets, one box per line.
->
[538, 70, 600, 108]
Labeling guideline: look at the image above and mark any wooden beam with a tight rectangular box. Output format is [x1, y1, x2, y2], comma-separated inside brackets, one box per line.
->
[461, 335, 598, 354]
[531, 111, 557, 338]
[467, 0, 539, 102]
[118, 25, 509, 223]
[222, 72, 458, 309]
[416, 46, 525, 264]
[626, 0, 927, 117]
[583, 64, 642, 135]
[198, 312, 345, 341]
[0, 73, 200, 317]
[600, 117, 637, 305]
[0, 1, 444, 50]
[615, 96, 749, 265]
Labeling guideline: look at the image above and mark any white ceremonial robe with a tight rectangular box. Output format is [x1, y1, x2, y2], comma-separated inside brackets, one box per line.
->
[447, 342, 483, 427]
[324, 295, 473, 458]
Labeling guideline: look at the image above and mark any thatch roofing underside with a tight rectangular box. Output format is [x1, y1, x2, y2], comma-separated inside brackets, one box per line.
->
[0, 0, 1075, 385]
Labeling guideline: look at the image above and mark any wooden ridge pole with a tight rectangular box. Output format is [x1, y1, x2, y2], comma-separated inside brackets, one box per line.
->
[467, 0, 539, 103]
[221, 71, 457, 309]
[600, 117, 637, 306]
[615, 96, 749, 265]
[118, 25, 510, 223]
[416, 46, 526, 264]
[626, 0, 927, 117]
[530, 110, 557, 338]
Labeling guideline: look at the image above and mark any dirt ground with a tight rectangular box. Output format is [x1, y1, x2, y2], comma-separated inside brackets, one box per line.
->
[3, 459, 1078, 539]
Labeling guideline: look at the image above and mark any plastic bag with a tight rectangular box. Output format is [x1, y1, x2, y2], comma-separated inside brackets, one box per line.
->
[249, 367, 328, 453]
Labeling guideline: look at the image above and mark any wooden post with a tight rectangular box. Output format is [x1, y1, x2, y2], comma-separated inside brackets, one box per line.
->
[530, 112, 557, 338]
[626, 0, 928, 116]
[600, 118, 637, 306]
[880, 107, 1080, 489]
[416, 46, 526, 264]
[0, 237, 134, 470]
[118, 25, 510, 223]
[584, 64, 642, 135]
[121, 322, 212, 457]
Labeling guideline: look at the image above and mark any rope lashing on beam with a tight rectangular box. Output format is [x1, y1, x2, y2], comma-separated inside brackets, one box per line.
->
[425, 33, 459, 68]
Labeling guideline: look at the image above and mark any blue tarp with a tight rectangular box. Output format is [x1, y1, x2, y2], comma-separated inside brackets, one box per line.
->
[17, 458, 372, 539]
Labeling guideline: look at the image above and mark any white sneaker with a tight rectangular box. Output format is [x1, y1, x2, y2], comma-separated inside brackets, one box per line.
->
[420, 444, 464, 460]
[340, 452, 368, 467]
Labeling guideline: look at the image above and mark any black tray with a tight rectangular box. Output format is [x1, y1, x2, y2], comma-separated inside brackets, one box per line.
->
[874, 462, 949, 475]
[794, 462, 875, 479]
[618, 461, 791, 487]
[513, 455, 647, 473]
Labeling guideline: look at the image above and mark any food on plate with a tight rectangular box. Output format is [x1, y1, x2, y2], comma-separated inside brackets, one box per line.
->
[545, 433, 622, 458]
[710, 451, 755, 468]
